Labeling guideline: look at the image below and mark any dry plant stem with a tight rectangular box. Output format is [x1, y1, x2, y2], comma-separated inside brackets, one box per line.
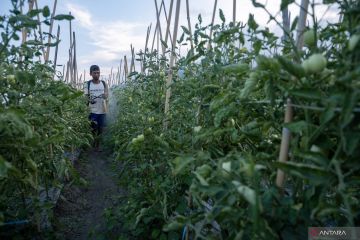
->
[164, 0, 181, 129]
[185, 0, 193, 50]
[45, 0, 58, 62]
[275, 98, 293, 189]
[207, 0, 218, 50]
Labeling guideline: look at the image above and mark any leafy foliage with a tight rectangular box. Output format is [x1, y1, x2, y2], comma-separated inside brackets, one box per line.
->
[108, 1, 360, 239]
[0, 0, 90, 237]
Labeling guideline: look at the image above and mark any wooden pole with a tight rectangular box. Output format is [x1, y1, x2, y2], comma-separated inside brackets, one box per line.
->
[282, 8, 290, 42]
[275, 99, 293, 189]
[72, 31, 78, 87]
[53, 25, 60, 73]
[130, 44, 135, 72]
[296, 0, 310, 50]
[162, 0, 172, 45]
[21, 0, 35, 44]
[233, 0, 236, 24]
[119, 59, 123, 84]
[124, 55, 128, 80]
[45, 0, 58, 62]
[207, 0, 218, 50]
[185, 0, 193, 50]
[154, 0, 165, 54]
[34, 0, 46, 60]
[165, 0, 174, 50]
[143, 24, 152, 73]
[276, 1, 309, 190]
[164, 0, 181, 129]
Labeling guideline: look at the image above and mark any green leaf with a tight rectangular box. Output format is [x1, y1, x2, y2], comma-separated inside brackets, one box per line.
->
[222, 62, 249, 74]
[289, 88, 322, 100]
[198, 14, 202, 24]
[273, 161, 333, 184]
[53, 14, 74, 21]
[181, 26, 190, 35]
[248, 14, 258, 30]
[28, 9, 42, 18]
[343, 131, 360, 156]
[253, 39, 262, 55]
[42, 6, 50, 17]
[284, 120, 308, 133]
[232, 181, 256, 205]
[291, 16, 298, 31]
[251, 0, 265, 8]
[194, 171, 209, 186]
[280, 0, 295, 11]
[0, 156, 12, 178]
[219, 9, 225, 22]
[161, 39, 168, 48]
[172, 156, 194, 175]
[277, 56, 305, 78]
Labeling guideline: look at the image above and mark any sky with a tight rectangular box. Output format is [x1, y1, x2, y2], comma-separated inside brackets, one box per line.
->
[0, 0, 340, 82]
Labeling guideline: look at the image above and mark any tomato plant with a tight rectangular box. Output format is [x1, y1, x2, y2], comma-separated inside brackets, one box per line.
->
[0, 1, 91, 237]
[109, 1, 359, 239]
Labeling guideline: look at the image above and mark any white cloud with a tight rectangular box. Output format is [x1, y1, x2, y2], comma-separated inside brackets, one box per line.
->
[66, 3, 93, 28]
[63, 0, 340, 80]
[65, 3, 147, 77]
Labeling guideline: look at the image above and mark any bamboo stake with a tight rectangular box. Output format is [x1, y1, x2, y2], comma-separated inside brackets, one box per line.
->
[21, 0, 35, 44]
[276, 0, 309, 190]
[154, 0, 165, 54]
[164, 0, 181, 129]
[233, 0, 236, 24]
[72, 31, 78, 87]
[151, 0, 165, 53]
[275, 99, 293, 189]
[53, 25, 60, 74]
[130, 44, 135, 72]
[34, 0, 46, 60]
[163, 0, 174, 54]
[160, 0, 172, 45]
[143, 25, 152, 73]
[185, 0, 193, 50]
[124, 55, 128, 80]
[44, 0, 58, 62]
[282, 7, 290, 42]
[296, 0, 310, 50]
[65, 61, 69, 83]
[62, 65, 65, 80]
[207, 0, 218, 50]
[119, 59, 123, 84]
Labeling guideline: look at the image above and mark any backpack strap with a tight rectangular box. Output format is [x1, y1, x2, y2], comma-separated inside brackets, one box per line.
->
[87, 80, 91, 95]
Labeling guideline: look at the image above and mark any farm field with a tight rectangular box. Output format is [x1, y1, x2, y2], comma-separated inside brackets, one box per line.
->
[1, 0, 360, 239]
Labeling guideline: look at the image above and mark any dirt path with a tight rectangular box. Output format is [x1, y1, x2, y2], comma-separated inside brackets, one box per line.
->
[54, 149, 122, 240]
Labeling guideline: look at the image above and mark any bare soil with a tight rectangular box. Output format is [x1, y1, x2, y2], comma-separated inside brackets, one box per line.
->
[54, 149, 123, 240]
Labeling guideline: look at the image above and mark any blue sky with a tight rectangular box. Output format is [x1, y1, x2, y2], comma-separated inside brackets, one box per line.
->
[0, 0, 339, 81]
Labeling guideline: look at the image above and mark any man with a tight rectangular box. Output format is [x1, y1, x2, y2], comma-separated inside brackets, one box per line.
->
[84, 65, 108, 151]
